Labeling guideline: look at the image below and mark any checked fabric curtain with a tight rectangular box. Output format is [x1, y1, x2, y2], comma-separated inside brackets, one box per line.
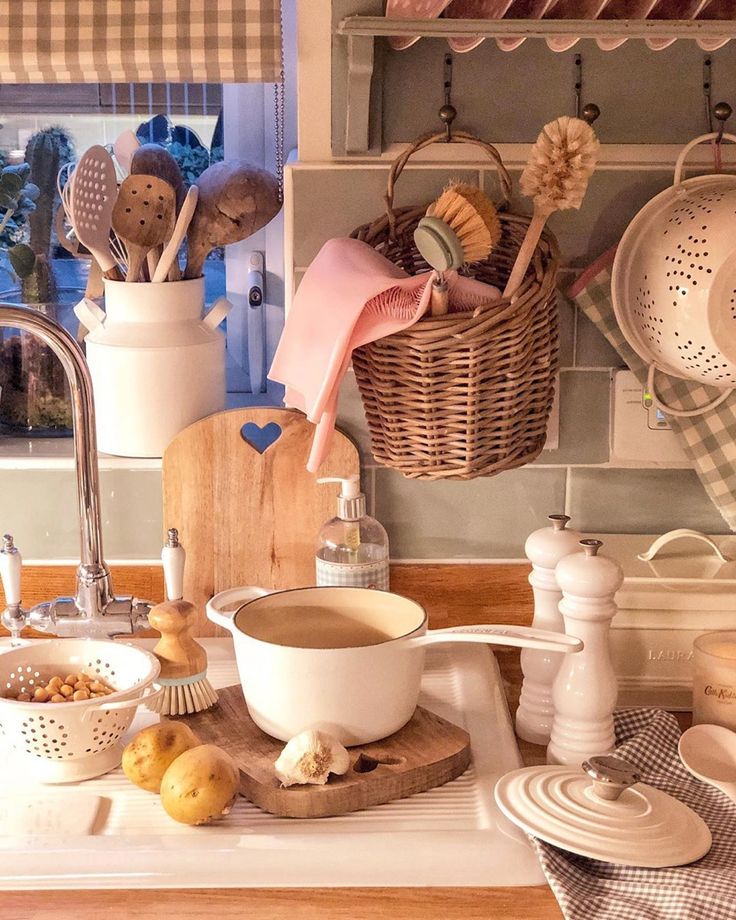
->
[0, 0, 282, 83]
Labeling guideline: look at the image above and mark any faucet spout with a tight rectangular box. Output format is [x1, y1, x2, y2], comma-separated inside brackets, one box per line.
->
[0, 304, 150, 634]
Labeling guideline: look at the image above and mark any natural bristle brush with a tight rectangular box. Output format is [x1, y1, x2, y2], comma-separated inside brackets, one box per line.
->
[503, 116, 599, 299]
[414, 181, 501, 315]
[148, 528, 218, 716]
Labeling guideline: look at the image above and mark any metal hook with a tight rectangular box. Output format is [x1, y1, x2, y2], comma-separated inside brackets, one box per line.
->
[575, 55, 600, 126]
[438, 53, 457, 143]
[714, 101, 732, 144]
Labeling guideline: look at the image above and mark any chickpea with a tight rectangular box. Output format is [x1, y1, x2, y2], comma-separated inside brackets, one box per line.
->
[16, 692, 31, 702]
[59, 684, 74, 698]
[74, 680, 88, 691]
[48, 676, 63, 689]
[33, 687, 49, 702]
[64, 674, 78, 686]
[50, 694, 66, 703]
[73, 689, 90, 701]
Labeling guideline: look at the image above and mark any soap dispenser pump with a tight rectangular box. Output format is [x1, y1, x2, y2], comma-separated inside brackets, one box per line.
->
[316, 475, 389, 590]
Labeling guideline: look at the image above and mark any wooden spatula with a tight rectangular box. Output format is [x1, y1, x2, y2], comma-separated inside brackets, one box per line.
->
[112, 174, 175, 282]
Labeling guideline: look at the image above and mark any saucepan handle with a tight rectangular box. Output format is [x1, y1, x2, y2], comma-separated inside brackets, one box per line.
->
[206, 586, 271, 632]
[412, 625, 583, 655]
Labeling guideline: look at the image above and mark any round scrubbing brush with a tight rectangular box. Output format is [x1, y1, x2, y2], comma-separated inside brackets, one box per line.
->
[503, 116, 599, 298]
[414, 181, 501, 316]
[148, 528, 218, 716]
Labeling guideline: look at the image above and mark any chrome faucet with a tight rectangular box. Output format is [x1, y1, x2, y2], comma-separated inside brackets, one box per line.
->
[0, 304, 152, 639]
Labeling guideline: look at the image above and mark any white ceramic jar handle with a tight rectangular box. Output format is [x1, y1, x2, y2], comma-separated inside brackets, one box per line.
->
[413, 625, 583, 655]
[673, 132, 736, 185]
[73, 298, 106, 333]
[206, 586, 271, 631]
[638, 529, 732, 563]
[203, 296, 232, 330]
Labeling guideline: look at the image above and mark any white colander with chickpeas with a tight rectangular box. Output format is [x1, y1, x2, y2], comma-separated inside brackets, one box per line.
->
[0, 638, 161, 783]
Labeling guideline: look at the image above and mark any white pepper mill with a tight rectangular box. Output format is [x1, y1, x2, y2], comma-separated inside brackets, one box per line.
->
[547, 539, 624, 766]
[516, 514, 581, 745]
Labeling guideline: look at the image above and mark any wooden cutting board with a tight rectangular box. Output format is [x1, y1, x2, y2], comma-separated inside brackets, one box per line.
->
[162, 408, 359, 635]
[168, 685, 471, 818]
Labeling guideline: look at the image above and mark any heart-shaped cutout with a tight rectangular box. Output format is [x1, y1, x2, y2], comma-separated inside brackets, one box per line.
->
[240, 421, 282, 454]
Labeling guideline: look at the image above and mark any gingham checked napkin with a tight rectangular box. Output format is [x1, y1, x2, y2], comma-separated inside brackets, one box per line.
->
[529, 709, 736, 920]
[568, 248, 736, 532]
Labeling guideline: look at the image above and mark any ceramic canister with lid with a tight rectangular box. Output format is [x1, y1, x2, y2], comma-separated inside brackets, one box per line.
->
[75, 277, 230, 458]
[516, 514, 582, 745]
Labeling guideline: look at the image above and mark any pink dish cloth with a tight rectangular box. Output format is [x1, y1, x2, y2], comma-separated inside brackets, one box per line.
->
[268, 237, 501, 472]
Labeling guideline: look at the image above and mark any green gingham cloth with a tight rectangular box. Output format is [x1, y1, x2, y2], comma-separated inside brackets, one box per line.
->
[569, 248, 736, 531]
[529, 709, 736, 920]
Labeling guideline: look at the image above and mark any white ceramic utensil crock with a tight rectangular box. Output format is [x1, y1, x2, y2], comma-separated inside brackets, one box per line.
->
[207, 586, 582, 746]
[75, 276, 230, 457]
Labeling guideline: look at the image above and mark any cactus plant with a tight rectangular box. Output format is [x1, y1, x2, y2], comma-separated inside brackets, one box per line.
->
[21, 127, 75, 304]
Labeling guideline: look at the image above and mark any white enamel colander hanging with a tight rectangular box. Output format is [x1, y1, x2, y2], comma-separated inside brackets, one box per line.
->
[612, 132, 736, 417]
[0, 638, 161, 783]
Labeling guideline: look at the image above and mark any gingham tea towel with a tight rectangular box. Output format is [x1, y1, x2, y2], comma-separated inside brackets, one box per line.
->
[529, 709, 736, 920]
[569, 249, 736, 532]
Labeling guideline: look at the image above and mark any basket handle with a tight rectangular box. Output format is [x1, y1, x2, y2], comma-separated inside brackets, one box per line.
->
[646, 364, 734, 418]
[384, 131, 513, 237]
[673, 132, 736, 186]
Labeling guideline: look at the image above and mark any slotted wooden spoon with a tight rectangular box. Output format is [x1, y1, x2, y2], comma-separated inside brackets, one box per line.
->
[112, 174, 175, 282]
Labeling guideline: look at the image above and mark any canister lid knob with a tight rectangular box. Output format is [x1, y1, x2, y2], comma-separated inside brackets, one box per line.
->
[525, 514, 582, 571]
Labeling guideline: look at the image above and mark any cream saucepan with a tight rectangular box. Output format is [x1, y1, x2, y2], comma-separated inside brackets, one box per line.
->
[207, 586, 582, 746]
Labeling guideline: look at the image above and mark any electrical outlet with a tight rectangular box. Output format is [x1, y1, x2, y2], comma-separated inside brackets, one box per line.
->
[610, 369, 689, 464]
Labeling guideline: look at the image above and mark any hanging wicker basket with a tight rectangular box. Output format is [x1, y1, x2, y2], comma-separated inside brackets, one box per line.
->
[350, 131, 560, 481]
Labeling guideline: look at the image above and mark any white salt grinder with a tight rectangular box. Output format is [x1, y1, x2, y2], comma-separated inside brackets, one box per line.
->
[516, 514, 581, 745]
[547, 539, 624, 766]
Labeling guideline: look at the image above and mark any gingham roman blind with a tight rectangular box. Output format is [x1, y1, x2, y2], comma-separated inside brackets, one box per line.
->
[0, 1, 282, 83]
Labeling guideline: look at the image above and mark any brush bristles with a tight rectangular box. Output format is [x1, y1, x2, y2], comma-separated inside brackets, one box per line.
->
[426, 182, 501, 264]
[521, 116, 599, 214]
[149, 678, 219, 716]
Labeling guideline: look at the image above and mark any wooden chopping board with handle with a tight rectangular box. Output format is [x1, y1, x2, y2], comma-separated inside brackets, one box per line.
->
[168, 686, 471, 818]
[162, 408, 359, 636]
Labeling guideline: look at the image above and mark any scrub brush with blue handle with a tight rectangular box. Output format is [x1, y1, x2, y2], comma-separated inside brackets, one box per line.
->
[148, 528, 218, 716]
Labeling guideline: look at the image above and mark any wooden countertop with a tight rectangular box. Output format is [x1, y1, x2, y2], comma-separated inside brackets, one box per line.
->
[0, 562, 660, 920]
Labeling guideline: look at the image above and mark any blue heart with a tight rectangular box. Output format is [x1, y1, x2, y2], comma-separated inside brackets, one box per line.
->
[240, 421, 282, 454]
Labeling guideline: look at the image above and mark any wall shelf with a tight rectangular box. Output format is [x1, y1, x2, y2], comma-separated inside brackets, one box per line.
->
[335, 17, 736, 154]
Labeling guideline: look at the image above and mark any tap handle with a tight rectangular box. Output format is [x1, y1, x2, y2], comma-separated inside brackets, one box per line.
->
[162, 528, 185, 602]
[0, 534, 22, 606]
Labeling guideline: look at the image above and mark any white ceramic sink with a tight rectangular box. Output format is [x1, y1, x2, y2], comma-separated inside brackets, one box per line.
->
[0, 638, 545, 890]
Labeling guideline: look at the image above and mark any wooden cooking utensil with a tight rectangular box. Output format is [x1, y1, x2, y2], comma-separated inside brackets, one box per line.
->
[184, 161, 281, 280]
[69, 144, 122, 280]
[152, 185, 199, 283]
[131, 144, 187, 280]
[112, 174, 176, 282]
[112, 129, 141, 175]
[162, 407, 359, 636]
[168, 686, 471, 818]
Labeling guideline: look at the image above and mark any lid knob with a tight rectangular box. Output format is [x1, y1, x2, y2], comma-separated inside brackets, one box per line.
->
[583, 755, 641, 801]
[548, 514, 571, 532]
[581, 538, 603, 557]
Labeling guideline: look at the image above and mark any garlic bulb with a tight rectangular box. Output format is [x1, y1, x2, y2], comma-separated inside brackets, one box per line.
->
[274, 729, 351, 787]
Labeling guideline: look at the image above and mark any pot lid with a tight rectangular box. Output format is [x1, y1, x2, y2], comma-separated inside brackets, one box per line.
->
[494, 756, 711, 869]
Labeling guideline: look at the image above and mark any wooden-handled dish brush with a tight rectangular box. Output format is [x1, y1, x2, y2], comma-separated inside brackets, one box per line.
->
[414, 182, 501, 315]
[503, 116, 599, 298]
[148, 528, 218, 716]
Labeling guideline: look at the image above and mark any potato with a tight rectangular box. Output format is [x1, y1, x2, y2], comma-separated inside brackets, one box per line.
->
[160, 744, 240, 826]
[122, 722, 200, 793]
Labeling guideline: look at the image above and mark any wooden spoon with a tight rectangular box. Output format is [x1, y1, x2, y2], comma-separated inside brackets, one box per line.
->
[112, 174, 176, 282]
[152, 185, 199, 283]
[184, 161, 281, 280]
[131, 144, 187, 279]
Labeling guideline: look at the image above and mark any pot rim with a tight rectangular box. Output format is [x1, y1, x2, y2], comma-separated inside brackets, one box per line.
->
[231, 585, 428, 651]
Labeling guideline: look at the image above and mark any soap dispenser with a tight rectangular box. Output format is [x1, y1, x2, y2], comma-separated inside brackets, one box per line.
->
[316, 475, 389, 590]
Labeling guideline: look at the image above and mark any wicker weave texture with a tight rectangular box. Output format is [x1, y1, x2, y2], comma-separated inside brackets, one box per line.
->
[349, 134, 560, 481]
